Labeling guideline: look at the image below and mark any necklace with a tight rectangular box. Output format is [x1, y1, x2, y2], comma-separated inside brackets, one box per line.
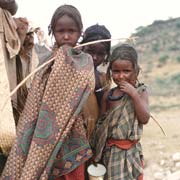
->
[108, 87, 125, 101]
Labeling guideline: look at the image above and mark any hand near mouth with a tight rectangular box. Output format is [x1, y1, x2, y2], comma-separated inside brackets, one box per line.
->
[118, 81, 137, 98]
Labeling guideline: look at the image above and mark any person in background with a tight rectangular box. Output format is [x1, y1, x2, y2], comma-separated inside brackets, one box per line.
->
[81, 24, 112, 141]
[12, 17, 40, 125]
[0, 2, 40, 126]
[91, 44, 150, 180]
[34, 27, 52, 65]
[0, 0, 19, 175]
[1, 4, 95, 180]
[81, 24, 111, 109]
[0, 1, 40, 174]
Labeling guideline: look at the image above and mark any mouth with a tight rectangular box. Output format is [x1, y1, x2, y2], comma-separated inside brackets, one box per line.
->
[114, 80, 121, 84]
[61, 42, 73, 47]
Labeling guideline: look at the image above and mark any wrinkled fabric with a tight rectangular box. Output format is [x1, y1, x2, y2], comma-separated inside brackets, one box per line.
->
[91, 84, 146, 180]
[1, 46, 95, 180]
[0, 7, 18, 156]
[0, 8, 20, 100]
[0, 8, 20, 58]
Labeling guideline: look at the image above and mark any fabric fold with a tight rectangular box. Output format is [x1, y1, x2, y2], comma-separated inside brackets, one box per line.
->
[1, 45, 95, 180]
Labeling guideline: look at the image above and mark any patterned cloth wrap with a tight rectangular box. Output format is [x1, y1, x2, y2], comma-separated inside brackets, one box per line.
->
[90, 84, 146, 180]
[1, 45, 95, 180]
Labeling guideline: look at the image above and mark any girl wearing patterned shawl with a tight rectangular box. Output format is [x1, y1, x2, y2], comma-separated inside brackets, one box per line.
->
[1, 5, 95, 180]
[90, 44, 150, 180]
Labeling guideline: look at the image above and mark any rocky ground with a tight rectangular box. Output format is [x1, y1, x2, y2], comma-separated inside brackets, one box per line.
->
[142, 101, 180, 180]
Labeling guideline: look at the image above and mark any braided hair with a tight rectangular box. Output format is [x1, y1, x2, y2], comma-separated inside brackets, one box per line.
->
[48, 4, 83, 36]
[81, 24, 111, 64]
[107, 44, 140, 82]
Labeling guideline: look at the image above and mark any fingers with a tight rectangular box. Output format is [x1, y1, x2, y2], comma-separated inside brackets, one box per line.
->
[91, 157, 98, 167]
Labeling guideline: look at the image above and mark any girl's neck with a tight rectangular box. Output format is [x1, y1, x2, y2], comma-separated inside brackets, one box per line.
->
[108, 86, 125, 101]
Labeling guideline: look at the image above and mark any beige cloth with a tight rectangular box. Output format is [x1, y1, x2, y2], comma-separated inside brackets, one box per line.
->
[0, 7, 20, 101]
[0, 8, 20, 58]
[0, 8, 19, 155]
[19, 46, 39, 89]
[0, 9, 40, 152]
[1, 11, 39, 125]
[0, 45, 16, 155]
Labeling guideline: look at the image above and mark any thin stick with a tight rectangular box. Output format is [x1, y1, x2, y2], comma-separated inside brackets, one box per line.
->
[150, 114, 167, 136]
[1, 37, 134, 111]
[4, 36, 168, 139]
[74, 37, 135, 49]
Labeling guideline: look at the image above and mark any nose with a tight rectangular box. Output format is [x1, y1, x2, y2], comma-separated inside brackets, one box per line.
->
[92, 54, 98, 60]
[64, 33, 70, 40]
[118, 72, 124, 80]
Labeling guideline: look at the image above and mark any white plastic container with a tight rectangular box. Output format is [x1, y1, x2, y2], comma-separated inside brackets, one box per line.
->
[87, 163, 106, 180]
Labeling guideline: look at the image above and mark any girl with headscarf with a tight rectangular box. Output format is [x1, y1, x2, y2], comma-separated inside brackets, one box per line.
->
[1, 4, 95, 180]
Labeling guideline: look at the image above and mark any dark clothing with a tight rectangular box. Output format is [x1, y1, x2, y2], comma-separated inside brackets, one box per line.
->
[0, 151, 7, 175]
[94, 69, 110, 108]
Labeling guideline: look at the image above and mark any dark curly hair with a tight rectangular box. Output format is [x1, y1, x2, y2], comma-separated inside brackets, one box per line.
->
[48, 4, 83, 36]
[107, 44, 140, 82]
[81, 24, 111, 64]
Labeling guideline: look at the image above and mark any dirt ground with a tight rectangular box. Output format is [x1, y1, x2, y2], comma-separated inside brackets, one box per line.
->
[142, 95, 180, 179]
[142, 109, 180, 162]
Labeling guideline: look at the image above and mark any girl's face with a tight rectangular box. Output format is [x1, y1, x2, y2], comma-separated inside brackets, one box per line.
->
[53, 15, 81, 47]
[111, 59, 137, 86]
[83, 43, 107, 68]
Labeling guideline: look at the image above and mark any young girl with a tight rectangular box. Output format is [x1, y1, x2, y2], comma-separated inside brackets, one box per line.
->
[80, 24, 112, 140]
[1, 5, 95, 180]
[81, 24, 111, 108]
[91, 44, 150, 180]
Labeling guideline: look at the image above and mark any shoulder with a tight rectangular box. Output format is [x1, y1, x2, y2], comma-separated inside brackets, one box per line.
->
[63, 45, 94, 64]
[137, 83, 148, 93]
[136, 83, 149, 100]
[102, 88, 110, 102]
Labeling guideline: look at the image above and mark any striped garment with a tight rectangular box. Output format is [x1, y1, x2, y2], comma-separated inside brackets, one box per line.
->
[91, 84, 146, 180]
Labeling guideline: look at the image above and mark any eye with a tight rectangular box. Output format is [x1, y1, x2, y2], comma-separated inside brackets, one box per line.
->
[54, 28, 64, 33]
[123, 69, 132, 74]
[112, 70, 119, 74]
[97, 52, 106, 57]
[86, 49, 93, 54]
[69, 29, 77, 33]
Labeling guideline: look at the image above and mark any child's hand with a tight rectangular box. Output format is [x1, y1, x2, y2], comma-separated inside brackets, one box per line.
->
[91, 157, 98, 167]
[119, 81, 137, 98]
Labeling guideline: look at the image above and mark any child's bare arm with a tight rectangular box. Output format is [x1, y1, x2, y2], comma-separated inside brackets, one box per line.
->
[131, 89, 150, 124]
[119, 81, 150, 124]
[100, 91, 109, 115]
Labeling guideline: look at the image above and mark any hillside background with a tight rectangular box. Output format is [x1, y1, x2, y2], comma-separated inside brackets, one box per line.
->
[112, 17, 180, 179]
[114, 17, 180, 99]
